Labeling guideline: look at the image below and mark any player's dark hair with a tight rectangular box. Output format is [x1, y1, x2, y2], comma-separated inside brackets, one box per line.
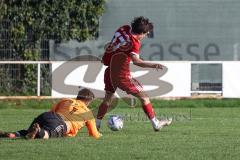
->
[76, 88, 95, 101]
[131, 16, 153, 34]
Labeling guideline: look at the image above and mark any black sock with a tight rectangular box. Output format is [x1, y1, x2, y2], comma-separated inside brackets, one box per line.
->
[16, 130, 28, 137]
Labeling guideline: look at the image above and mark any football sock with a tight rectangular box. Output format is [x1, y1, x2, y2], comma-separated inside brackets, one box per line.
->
[97, 103, 109, 119]
[16, 130, 28, 137]
[15, 132, 21, 137]
[142, 103, 156, 119]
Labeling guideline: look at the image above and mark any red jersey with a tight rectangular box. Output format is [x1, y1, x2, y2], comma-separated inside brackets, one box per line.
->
[102, 25, 141, 77]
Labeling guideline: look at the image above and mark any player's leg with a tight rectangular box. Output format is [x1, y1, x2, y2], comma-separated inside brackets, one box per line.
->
[117, 78, 156, 119]
[0, 113, 53, 139]
[18, 117, 41, 138]
[0, 121, 38, 138]
[0, 130, 18, 138]
[0, 121, 46, 139]
[25, 113, 50, 139]
[0, 128, 45, 139]
[96, 67, 116, 130]
[25, 123, 41, 139]
[133, 91, 155, 119]
[26, 123, 50, 139]
[133, 91, 172, 131]
[26, 112, 67, 139]
[96, 91, 115, 130]
[118, 78, 172, 131]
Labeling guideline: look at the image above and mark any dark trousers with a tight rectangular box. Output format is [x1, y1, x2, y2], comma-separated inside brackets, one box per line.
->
[18, 112, 67, 138]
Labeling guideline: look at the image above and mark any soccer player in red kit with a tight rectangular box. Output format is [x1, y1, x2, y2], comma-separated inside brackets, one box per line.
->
[96, 16, 172, 131]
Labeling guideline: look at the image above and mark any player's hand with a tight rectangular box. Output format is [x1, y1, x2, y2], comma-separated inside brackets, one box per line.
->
[154, 64, 163, 71]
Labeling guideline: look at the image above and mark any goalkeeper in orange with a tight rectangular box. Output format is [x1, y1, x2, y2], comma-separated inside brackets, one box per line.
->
[0, 88, 101, 140]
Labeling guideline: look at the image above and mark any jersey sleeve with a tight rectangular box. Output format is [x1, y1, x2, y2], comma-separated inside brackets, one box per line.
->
[85, 119, 102, 139]
[130, 38, 140, 56]
[131, 44, 140, 55]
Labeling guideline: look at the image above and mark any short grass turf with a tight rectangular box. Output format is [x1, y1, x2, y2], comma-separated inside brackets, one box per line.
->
[0, 102, 240, 160]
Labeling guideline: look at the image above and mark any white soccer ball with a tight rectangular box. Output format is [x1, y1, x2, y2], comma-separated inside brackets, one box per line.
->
[107, 115, 124, 131]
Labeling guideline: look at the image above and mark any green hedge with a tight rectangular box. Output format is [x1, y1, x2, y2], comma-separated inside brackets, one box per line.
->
[0, 0, 105, 95]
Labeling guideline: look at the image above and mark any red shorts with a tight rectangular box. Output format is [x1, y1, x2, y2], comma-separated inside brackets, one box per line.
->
[104, 67, 143, 94]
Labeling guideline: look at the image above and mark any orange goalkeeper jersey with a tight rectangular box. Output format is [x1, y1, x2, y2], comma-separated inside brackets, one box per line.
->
[50, 98, 101, 139]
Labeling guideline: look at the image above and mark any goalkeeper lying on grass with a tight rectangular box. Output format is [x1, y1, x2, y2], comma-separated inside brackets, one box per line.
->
[0, 88, 102, 140]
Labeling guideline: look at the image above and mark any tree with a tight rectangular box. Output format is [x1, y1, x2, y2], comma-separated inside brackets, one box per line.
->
[0, 0, 105, 95]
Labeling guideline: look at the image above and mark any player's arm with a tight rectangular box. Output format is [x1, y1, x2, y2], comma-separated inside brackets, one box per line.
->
[86, 119, 102, 139]
[131, 53, 163, 71]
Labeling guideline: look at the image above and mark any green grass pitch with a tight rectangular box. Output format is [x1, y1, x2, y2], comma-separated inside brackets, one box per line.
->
[0, 99, 240, 160]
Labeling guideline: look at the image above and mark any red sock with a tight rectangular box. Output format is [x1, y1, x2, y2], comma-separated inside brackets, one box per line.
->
[97, 103, 109, 119]
[142, 103, 155, 119]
